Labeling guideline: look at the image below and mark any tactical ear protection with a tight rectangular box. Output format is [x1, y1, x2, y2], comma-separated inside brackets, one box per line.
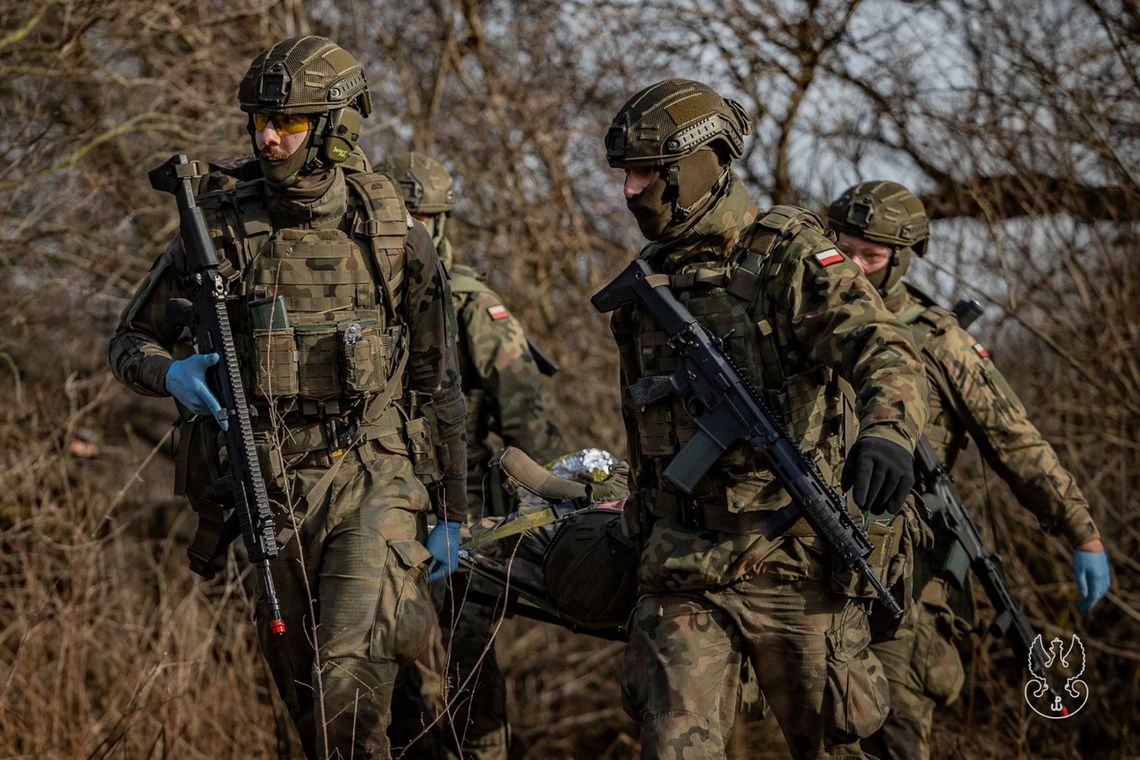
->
[315, 107, 362, 165]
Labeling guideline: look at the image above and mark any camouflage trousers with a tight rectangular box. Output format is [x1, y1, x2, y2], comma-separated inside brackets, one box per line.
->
[255, 441, 436, 760]
[863, 579, 966, 760]
[621, 573, 890, 759]
[388, 480, 510, 760]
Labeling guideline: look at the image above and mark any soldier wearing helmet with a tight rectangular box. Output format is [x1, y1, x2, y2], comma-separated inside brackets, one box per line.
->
[828, 181, 1112, 759]
[380, 151, 565, 760]
[602, 79, 930, 758]
[110, 37, 468, 759]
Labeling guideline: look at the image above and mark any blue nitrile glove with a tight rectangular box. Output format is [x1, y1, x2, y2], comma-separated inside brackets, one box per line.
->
[165, 353, 228, 431]
[426, 520, 463, 582]
[1074, 549, 1111, 612]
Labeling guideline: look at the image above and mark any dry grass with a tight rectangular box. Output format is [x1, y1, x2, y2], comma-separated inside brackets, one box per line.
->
[1, 1, 1136, 757]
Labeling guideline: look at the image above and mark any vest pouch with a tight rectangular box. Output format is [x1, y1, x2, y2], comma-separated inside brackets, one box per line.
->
[341, 319, 388, 395]
[252, 327, 299, 399]
[295, 322, 343, 400]
[635, 401, 678, 457]
[830, 506, 915, 605]
[405, 416, 442, 485]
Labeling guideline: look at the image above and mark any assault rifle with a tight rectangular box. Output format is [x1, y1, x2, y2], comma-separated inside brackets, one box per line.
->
[592, 258, 902, 617]
[148, 154, 285, 637]
[914, 437, 1037, 665]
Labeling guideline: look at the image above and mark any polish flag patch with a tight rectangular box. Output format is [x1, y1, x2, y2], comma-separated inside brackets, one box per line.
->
[487, 304, 510, 321]
[973, 342, 989, 358]
[814, 248, 845, 267]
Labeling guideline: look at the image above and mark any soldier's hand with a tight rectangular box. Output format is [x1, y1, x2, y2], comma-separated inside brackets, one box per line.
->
[165, 353, 229, 431]
[841, 437, 914, 518]
[426, 520, 463, 582]
[1074, 541, 1111, 612]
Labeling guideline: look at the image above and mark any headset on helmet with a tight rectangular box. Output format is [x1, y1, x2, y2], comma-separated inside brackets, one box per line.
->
[239, 36, 373, 169]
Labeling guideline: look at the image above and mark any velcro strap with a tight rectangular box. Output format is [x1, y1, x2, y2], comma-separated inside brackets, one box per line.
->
[271, 405, 406, 457]
[671, 268, 727, 289]
[648, 489, 816, 536]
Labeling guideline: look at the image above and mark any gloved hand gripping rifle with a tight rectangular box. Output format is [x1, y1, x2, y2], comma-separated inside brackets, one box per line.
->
[592, 258, 902, 617]
[148, 154, 285, 637]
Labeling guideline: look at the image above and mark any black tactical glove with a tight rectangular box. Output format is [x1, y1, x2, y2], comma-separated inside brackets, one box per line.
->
[841, 437, 915, 517]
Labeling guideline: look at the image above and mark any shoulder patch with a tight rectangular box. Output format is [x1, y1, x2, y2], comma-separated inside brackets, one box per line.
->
[972, 342, 989, 358]
[487, 304, 510, 321]
[813, 248, 845, 267]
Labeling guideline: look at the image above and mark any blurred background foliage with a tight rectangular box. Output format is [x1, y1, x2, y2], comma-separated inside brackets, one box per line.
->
[0, 0, 1136, 756]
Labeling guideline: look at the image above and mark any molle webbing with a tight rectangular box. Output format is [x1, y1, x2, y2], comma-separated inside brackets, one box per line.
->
[344, 173, 410, 322]
[199, 181, 272, 292]
[722, 205, 824, 391]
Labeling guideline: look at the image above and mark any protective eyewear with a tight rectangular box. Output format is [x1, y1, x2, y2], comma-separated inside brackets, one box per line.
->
[251, 112, 312, 135]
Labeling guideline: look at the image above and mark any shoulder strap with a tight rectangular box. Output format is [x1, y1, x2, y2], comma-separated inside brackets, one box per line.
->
[727, 204, 827, 304]
[197, 179, 270, 293]
[343, 171, 412, 323]
[448, 265, 494, 296]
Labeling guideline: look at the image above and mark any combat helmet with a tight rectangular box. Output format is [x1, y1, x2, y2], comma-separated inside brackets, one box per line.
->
[828, 180, 929, 293]
[378, 151, 457, 262]
[605, 79, 753, 239]
[605, 79, 752, 168]
[239, 36, 373, 176]
[381, 152, 457, 214]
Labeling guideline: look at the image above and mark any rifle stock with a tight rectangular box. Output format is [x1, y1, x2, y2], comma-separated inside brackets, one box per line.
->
[149, 154, 285, 637]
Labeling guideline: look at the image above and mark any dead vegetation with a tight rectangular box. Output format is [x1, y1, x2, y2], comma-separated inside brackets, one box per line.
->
[0, 0, 1136, 757]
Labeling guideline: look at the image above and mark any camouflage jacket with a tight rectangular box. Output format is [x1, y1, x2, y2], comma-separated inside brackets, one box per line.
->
[448, 261, 565, 469]
[611, 176, 928, 528]
[889, 283, 1100, 547]
[109, 165, 468, 521]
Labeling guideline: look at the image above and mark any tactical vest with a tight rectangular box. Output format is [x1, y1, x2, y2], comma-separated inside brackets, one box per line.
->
[195, 171, 415, 446]
[628, 206, 850, 520]
[896, 287, 971, 468]
[446, 263, 493, 454]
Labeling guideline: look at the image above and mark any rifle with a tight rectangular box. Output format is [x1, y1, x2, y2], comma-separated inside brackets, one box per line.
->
[148, 154, 285, 637]
[914, 437, 1037, 665]
[592, 258, 902, 617]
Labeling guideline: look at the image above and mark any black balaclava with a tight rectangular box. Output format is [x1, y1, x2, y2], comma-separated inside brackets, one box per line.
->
[627, 149, 729, 241]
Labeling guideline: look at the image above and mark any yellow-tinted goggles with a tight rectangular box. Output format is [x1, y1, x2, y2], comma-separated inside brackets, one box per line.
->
[251, 112, 312, 135]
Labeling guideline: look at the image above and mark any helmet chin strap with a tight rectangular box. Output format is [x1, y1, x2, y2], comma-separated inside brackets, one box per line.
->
[299, 113, 331, 175]
[667, 163, 732, 225]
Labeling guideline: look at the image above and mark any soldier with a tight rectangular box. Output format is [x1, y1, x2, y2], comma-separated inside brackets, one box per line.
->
[826, 180, 1112, 759]
[109, 36, 467, 760]
[602, 79, 930, 759]
[380, 151, 565, 759]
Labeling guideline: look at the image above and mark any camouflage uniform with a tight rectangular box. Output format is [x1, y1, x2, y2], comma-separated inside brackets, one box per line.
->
[826, 181, 1103, 760]
[381, 152, 564, 760]
[603, 80, 929, 759]
[865, 284, 1101, 760]
[110, 37, 466, 760]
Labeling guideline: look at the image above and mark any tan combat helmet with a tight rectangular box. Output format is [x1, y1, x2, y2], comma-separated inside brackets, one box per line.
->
[605, 79, 753, 238]
[828, 180, 930, 293]
[381, 152, 457, 215]
[378, 151, 457, 262]
[604, 79, 752, 169]
[239, 36, 373, 173]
